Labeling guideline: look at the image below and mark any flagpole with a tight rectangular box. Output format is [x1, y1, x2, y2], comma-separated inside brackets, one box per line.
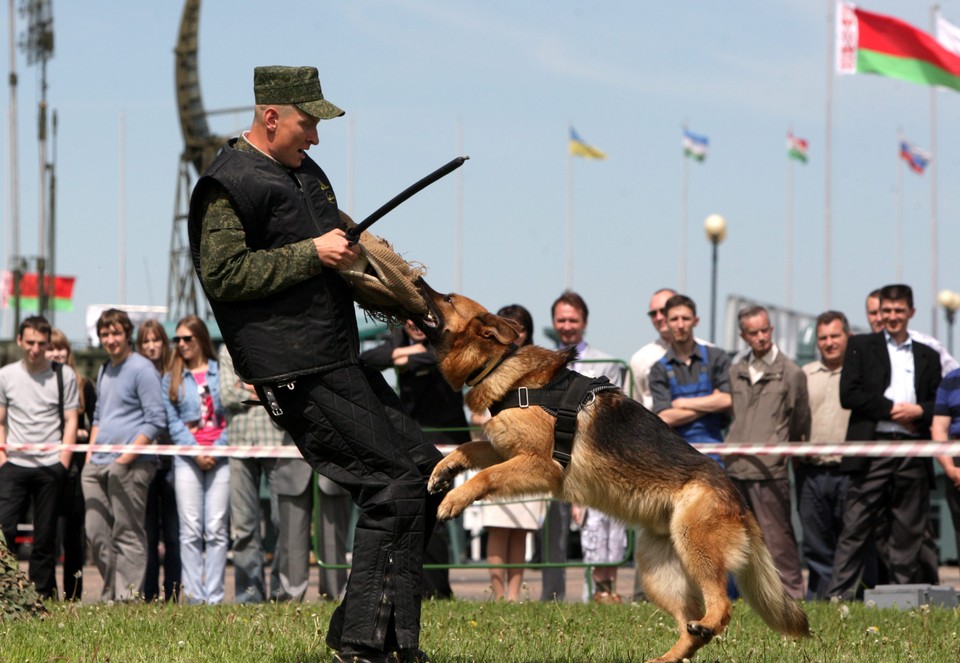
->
[824, 0, 834, 309]
[455, 116, 464, 294]
[6, 0, 20, 338]
[566, 126, 574, 289]
[786, 132, 793, 309]
[119, 111, 126, 305]
[896, 129, 903, 281]
[930, 4, 939, 337]
[680, 134, 688, 293]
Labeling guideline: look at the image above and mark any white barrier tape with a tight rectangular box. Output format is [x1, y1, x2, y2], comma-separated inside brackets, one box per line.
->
[1, 443, 303, 458]
[3, 441, 960, 458]
[689, 441, 960, 458]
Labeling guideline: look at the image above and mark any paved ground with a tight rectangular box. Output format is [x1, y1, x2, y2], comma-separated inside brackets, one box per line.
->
[37, 561, 960, 604]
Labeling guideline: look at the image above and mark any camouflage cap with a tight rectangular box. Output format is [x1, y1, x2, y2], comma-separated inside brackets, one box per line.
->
[253, 66, 345, 120]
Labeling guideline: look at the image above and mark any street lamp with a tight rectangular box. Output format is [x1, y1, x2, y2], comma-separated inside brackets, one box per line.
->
[704, 214, 727, 344]
[938, 289, 960, 356]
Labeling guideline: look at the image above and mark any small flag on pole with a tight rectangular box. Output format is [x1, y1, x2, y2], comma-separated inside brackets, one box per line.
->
[568, 127, 607, 159]
[682, 129, 709, 162]
[899, 139, 930, 174]
[787, 133, 809, 163]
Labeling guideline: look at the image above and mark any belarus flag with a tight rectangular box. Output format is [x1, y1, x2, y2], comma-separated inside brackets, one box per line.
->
[836, 2, 960, 93]
[1, 272, 76, 312]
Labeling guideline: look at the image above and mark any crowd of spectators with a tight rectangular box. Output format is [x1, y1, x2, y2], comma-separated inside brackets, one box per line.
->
[3, 279, 960, 606]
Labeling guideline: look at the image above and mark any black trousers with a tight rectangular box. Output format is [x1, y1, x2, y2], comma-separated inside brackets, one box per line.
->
[258, 362, 443, 653]
[144, 464, 181, 602]
[0, 462, 64, 598]
[828, 457, 931, 600]
[59, 466, 86, 600]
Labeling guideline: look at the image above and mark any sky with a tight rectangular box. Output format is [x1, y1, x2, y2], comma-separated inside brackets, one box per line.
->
[3, 0, 960, 362]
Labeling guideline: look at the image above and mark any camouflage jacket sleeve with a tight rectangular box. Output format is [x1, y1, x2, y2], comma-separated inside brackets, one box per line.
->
[197, 187, 325, 302]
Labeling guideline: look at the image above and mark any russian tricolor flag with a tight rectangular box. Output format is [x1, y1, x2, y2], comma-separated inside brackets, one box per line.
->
[899, 140, 930, 174]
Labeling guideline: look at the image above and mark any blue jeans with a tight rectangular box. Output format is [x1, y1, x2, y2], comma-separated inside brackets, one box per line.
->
[173, 456, 230, 604]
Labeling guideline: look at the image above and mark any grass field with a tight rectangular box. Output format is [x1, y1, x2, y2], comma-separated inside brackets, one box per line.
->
[3, 597, 960, 662]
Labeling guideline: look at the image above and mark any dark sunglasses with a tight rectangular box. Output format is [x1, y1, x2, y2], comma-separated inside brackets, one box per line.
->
[647, 308, 666, 319]
[172, 335, 194, 344]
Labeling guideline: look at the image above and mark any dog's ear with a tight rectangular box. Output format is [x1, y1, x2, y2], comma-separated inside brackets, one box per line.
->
[475, 313, 520, 345]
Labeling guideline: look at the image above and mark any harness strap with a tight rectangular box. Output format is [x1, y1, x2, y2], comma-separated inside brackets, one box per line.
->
[489, 370, 618, 467]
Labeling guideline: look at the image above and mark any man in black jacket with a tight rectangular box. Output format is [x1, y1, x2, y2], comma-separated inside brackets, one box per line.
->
[828, 284, 941, 600]
[188, 66, 440, 663]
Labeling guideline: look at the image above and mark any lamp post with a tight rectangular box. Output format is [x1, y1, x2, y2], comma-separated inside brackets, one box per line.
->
[704, 214, 727, 344]
[938, 290, 960, 356]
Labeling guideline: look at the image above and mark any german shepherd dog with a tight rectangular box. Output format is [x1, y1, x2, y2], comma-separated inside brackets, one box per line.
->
[410, 280, 810, 663]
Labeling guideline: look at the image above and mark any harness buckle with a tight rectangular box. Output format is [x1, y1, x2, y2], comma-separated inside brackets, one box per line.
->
[518, 386, 530, 408]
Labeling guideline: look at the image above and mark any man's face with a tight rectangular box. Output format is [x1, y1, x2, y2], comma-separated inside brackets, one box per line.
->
[647, 290, 674, 339]
[269, 106, 320, 169]
[880, 297, 914, 338]
[552, 302, 586, 347]
[865, 296, 884, 333]
[18, 328, 50, 370]
[816, 319, 849, 368]
[99, 323, 131, 361]
[666, 305, 698, 346]
[740, 312, 774, 358]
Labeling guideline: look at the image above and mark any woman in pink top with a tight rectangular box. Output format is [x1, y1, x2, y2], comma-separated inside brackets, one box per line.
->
[160, 316, 229, 604]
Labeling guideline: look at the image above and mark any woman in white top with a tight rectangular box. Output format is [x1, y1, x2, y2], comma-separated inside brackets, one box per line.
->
[474, 305, 546, 601]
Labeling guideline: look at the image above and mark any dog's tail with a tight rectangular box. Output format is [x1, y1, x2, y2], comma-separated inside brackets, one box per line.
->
[734, 514, 810, 638]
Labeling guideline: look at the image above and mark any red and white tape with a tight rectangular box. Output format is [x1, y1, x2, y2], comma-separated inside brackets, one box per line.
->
[1, 443, 302, 458]
[690, 441, 960, 458]
[3, 441, 960, 458]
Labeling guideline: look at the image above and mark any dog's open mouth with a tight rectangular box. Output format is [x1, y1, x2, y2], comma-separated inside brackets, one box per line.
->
[412, 277, 443, 334]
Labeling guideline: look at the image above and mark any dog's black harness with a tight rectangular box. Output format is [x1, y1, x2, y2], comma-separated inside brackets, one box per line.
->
[489, 369, 619, 468]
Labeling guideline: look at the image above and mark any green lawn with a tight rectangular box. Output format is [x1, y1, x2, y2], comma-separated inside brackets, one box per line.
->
[2, 598, 959, 662]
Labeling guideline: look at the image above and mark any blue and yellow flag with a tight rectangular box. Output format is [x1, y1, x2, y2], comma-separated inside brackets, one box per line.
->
[569, 127, 607, 159]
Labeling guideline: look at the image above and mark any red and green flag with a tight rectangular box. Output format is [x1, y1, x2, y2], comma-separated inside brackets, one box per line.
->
[1, 272, 76, 312]
[836, 2, 960, 93]
[787, 133, 809, 163]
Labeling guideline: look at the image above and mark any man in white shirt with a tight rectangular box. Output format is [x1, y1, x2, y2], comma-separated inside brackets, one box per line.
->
[629, 288, 676, 409]
[0, 316, 79, 599]
[829, 285, 941, 600]
[865, 288, 946, 585]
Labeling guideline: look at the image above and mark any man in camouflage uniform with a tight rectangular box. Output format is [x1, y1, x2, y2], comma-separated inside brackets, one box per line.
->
[188, 66, 440, 663]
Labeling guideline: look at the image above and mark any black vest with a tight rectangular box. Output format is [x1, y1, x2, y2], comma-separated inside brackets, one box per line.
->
[188, 139, 358, 384]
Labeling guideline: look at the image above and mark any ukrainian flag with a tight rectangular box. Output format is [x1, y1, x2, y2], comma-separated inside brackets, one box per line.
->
[568, 127, 607, 159]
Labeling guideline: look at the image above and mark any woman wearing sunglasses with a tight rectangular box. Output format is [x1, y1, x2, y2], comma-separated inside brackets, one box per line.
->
[161, 316, 229, 604]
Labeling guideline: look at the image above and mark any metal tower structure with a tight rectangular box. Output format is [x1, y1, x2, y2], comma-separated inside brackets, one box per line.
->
[168, 0, 228, 321]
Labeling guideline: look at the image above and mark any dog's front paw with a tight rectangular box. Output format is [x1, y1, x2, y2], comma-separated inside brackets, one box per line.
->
[427, 462, 459, 495]
[435, 489, 472, 520]
[427, 471, 451, 495]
